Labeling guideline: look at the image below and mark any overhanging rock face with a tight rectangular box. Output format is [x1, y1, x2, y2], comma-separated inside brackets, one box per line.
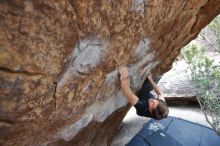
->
[0, 0, 220, 146]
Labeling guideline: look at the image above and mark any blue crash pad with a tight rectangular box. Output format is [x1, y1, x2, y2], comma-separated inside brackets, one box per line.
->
[126, 116, 220, 146]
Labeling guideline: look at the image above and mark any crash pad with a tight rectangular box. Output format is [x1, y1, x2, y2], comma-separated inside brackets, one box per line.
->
[126, 116, 220, 146]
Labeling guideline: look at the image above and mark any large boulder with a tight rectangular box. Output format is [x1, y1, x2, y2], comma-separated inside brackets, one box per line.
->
[0, 0, 219, 145]
[158, 60, 198, 105]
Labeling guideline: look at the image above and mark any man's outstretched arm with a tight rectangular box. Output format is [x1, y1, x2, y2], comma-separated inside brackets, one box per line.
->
[147, 73, 165, 102]
[119, 67, 138, 105]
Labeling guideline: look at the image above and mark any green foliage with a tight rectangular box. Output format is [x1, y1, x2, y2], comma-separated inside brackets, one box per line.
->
[182, 43, 220, 134]
[208, 15, 220, 52]
[180, 14, 220, 134]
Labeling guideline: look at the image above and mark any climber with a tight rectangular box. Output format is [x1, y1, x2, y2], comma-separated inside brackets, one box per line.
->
[119, 67, 169, 120]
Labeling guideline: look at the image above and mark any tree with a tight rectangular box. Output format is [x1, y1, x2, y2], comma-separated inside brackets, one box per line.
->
[182, 15, 220, 135]
[209, 15, 220, 52]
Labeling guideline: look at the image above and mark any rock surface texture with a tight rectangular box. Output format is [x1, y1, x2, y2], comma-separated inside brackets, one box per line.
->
[158, 60, 198, 105]
[0, 0, 220, 146]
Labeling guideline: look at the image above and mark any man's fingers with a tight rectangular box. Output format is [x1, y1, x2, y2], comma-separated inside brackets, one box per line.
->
[119, 68, 122, 74]
[119, 68, 124, 74]
[119, 67, 128, 79]
[119, 66, 129, 80]
[119, 69, 125, 77]
[121, 70, 126, 76]
[122, 69, 127, 74]
[119, 67, 126, 73]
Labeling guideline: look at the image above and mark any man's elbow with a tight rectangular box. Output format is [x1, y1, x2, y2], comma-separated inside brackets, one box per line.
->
[127, 95, 138, 105]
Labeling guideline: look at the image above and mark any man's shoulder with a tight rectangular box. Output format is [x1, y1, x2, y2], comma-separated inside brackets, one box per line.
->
[134, 99, 147, 109]
[134, 99, 152, 117]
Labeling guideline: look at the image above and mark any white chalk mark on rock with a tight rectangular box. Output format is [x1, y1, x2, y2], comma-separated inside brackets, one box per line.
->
[58, 37, 109, 87]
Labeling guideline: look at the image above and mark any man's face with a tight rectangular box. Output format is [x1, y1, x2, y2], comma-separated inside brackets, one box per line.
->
[148, 99, 159, 113]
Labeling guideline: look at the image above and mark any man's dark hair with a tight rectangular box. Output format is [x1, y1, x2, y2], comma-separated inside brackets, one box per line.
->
[151, 99, 169, 120]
